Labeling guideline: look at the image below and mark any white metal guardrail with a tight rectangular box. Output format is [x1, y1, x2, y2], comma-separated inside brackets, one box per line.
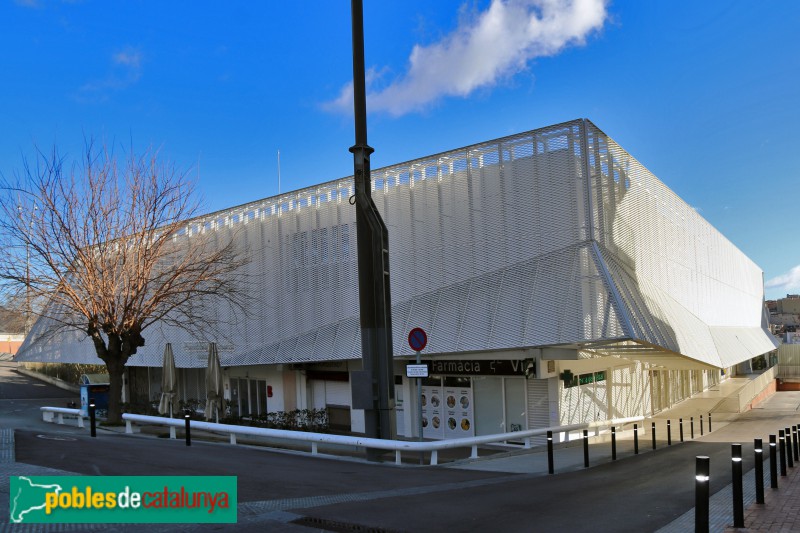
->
[120, 413, 644, 465]
[40, 407, 84, 428]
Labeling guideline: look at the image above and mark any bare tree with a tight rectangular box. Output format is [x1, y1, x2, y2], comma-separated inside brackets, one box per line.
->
[0, 142, 248, 423]
[0, 295, 26, 334]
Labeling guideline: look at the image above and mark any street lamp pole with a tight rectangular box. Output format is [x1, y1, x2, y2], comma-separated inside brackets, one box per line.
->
[348, 0, 396, 452]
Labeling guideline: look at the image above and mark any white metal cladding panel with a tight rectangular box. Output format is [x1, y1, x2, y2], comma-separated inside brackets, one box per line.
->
[560, 382, 581, 426]
[594, 378, 608, 421]
[392, 243, 626, 355]
[17, 118, 770, 370]
[709, 327, 779, 366]
[631, 364, 646, 417]
[18, 120, 603, 366]
[585, 121, 765, 329]
[580, 383, 594, 421]
[615, 363, 647, 418]
[641, 365, 653, 417]
[600, 244, 775, 368]
[559, 379, 607, 425]
[611, 367, 630, 418]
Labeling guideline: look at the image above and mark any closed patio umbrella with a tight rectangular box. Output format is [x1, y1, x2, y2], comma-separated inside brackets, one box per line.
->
[158, 343, 177, 417]
[204, 342, 223, 423]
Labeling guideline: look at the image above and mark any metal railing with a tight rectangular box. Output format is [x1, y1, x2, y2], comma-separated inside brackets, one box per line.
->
[40, 406, 84, 428]
[121, 413, 644, 466]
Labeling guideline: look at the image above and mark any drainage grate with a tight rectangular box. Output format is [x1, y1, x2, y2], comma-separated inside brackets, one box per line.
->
[290, 516, 404, 533]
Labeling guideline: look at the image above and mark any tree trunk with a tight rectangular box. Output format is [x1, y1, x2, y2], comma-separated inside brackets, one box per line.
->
[104, 355, 125, 424]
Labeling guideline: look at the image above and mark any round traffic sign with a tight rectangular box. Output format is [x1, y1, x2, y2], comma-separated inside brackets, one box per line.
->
[408, 327, 427, 352]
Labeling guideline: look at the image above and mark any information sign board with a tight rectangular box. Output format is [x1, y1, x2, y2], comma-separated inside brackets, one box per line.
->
[406, 364, 429, 378]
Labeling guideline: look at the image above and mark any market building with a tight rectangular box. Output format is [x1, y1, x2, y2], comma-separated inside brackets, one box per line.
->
[17, 119, 777, 441]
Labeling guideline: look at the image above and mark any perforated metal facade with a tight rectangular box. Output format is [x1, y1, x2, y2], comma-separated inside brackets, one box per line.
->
[18, 119, 776, 371]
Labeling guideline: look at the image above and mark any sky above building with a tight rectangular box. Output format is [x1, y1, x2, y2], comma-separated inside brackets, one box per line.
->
[1, 0, 798, 300]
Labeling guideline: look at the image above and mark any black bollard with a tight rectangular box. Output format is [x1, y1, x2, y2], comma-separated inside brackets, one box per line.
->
[731, 443, 744, 528]
[583, 429, 589, 468]
[667, 420, 672, 446]
[89, 398, 97, 438]
[651, 422, 656, 450]
[695, 456, 710, 533]
[184, 411, 191, 447]
[700, 415, 704, 436]
[547, 430, 554, 475]
[780, 430, 787, 476]
[634, 424, 639, 455]
[794, 426, 799, 462]
[611, 426, 617, 460]
[679, 418, 684, 443]
[691, 417, 695, 439]
[770, 434, 778, 488]
[708, 413, 712, 433]
[786, 428, 794, 468]
[754, 438, 765, 504]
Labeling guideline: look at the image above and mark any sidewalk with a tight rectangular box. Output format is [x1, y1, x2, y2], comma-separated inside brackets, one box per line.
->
[724, 450, 800, 533]
[446, 374, 800, 533]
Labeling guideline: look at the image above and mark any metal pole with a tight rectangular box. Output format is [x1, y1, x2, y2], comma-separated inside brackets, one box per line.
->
[583, 429, 589, 468]
[184, 411, 191, 447]
[786, 427, 794, 468]
[754, 438, 765, 505]
[547, 430, 554, 474]
[680, 418, 684, 443]
[700, 414, 704, 436]
[667, 420, 672, 446]
[634, 424, 639, 455]
[695, 456, 710, 533]
[691, 416, 694, 439]
[793, 425, 799, 462]
[416, 350, 423, 465]
[651, 422, 656, 450]
[89, 398, 96, 438]
[731, 443, 744, 528]
[611, 426, 617, 460]
[349, 0, 396, 456]
[708, 413, 712, 433]
[770, 434, 778, 488]
[779, 429, 787, 476]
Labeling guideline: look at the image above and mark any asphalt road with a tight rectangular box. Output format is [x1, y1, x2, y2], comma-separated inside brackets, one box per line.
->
[1, 361, 791, 532]
[9, 427, 748, 532]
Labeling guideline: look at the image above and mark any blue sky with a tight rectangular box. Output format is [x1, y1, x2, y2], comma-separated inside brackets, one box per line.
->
[1, 0, 798, 299]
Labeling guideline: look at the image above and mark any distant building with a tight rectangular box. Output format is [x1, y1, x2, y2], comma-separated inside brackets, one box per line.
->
[17, 119, 777, 441]
[769, 294, 800, 334]
[766, 300, 777, 314]
[0, 334, 25, 356]
[777, 295, 800, 315]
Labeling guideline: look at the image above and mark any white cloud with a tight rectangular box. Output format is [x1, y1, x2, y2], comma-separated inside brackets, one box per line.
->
[766, 265, 800, 292]
[113, 49, 143, 71]
[75, 47, 143, 102]
[326, 0, 608, 116]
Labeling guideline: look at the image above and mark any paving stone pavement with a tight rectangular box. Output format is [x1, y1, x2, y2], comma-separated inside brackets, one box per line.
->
[724, 456, 800, 533]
